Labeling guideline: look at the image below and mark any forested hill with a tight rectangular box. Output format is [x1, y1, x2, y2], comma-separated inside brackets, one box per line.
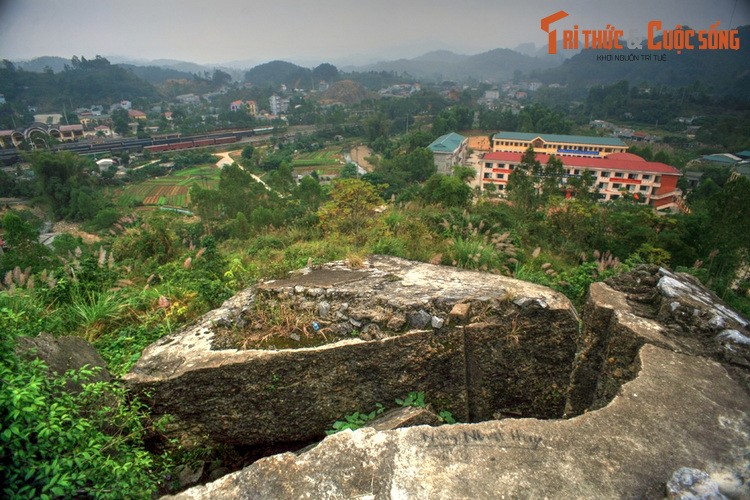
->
[0, 56, 160, 112]
[244, 61, 339, 89]
[535, 25, 750, 98]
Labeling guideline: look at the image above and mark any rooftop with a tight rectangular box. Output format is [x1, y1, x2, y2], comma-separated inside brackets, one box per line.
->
[427, 132, 466, 154]
[483, 151, 680, 175]
[493, 131, 626, 147]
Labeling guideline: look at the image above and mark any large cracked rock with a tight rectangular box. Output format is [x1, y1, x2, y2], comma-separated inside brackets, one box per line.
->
[124, 256, 580, 447]
[161, 263, 750, 499]
[166, 344, 750, 499]
[566, 266, 750, 416]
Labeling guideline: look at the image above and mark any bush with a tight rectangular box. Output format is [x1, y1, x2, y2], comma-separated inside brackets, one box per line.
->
[0, 313, 162, 498]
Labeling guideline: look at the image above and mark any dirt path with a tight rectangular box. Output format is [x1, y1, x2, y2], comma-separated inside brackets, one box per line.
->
[51, 221, 101, 244]
[213, 151, 273, 193]
[348, 145, 375, 172]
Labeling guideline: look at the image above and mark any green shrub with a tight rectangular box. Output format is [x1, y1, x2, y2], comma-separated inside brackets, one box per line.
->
[0, 317, 162, 498]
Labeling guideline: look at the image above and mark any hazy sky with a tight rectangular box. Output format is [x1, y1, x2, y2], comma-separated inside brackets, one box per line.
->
[1, 0, 748, 67]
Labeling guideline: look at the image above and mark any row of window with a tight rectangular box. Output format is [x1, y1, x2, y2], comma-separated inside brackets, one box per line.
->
[493, 141, 622, 153]
[483, 162, 662, 183]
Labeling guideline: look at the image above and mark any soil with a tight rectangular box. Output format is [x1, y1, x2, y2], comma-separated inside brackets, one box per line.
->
[349, 146, 375, 172]
[51, 221, 101, 244]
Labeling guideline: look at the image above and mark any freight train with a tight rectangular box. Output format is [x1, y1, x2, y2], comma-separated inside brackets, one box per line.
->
[0, 126, 277, 165]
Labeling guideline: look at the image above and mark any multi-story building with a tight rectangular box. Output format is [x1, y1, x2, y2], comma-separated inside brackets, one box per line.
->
[427, 132, 468, 175]
[492, 131, 628, 158]
[479, 151, 682, 210]
[269, 95, 289, 115]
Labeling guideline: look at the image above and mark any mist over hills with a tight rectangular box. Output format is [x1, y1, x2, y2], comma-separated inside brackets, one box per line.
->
[535, 25, 750, 96]
[6, 28, 749, 98]
[343, 47, 557, 82]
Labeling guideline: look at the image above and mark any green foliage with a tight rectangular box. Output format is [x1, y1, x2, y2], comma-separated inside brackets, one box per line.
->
[421, 174, 473, 208]
[395, 391, 426, 408]
[26, 151, 106, 221]
[0, 321, 160, 498]
[318, 179, 384, 237]
[327, 403, 385, 435]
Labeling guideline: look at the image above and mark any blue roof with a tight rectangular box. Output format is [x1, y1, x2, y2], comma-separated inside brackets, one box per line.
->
[701, 154, 740, 164]
[735, 150, 750, 159]
[493, 131, 626, 147]
[428, 132, 466, 154]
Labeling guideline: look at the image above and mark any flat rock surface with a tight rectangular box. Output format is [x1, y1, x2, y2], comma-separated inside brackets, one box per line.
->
[166, 344, 750, 499]
[124, 256, 579, 447]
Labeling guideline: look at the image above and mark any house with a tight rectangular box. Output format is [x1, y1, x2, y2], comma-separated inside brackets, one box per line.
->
[128, 110, 147, 120]
[427, 132, 468, 175]
[230, 100, 258, 115]
[175, 94, 200, 105]
[34, 113, 63, 125]
[479, 151, 682, 210]
[700, 153, 741, 166]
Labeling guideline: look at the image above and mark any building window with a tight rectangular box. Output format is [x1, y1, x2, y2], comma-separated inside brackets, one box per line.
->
[574, 169, 581, 175]
[601, 171, 610, 177]
[640, 185, 648, 192]
[485, 162, 492, 169]
[496, 173, 504, 179]
[614, 172, 624, 178]
[498, 184, 505, 190]
[642, 175, 651, 180]
[652, 187, 658, 195]
[612, 183, 621, 189]
[654, 176, 661, 183]
[509, 165, 515, 170]
[598, 182, 606, 189]
[611, 194, 620, 200]
[484, 172, 492, 179]
[628, 173, 637, 179]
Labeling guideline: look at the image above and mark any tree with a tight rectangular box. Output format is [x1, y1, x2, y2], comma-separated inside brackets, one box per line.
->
[507, 146, 540, 215]
[318, 179, 383, 236]
[295, 175, 323, 211]
[539, 155, 565, 204]
[241, 144, 255, 160]
[340, 162, 358, 179]
[111, 108, 130, 136]
[27, 151, 103, 220]
[421, 174, 473, 208]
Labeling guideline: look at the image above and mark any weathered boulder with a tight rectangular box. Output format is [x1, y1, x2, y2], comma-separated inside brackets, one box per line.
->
[165, 344, 750, 499]
[566, 266, 750, 417]
[16, 333, 111, 392]
[124, 256, 579, 448]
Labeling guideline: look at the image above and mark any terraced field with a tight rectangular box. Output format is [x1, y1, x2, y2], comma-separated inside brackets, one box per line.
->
[112, 166, 220, 208]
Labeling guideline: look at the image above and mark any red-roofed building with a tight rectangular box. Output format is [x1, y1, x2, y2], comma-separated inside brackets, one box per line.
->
[230, 100, 257, 116]
[479, 151, 682, 210]
[128, 110, 147, 120]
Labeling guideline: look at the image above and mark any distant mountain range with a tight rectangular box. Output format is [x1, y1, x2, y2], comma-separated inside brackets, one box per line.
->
[535, 25, 750, 96]
[342, 48, 558, 82]
[8, 29, 750, 95]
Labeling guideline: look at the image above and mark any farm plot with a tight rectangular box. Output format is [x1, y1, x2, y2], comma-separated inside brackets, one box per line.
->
[113, 166, 220, 208]
[291, 148, 344, 168]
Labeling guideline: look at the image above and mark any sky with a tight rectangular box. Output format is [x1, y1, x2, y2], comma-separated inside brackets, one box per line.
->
[0, 0, 748, 67]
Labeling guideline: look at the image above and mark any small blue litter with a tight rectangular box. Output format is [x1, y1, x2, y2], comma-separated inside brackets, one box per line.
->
[312, 321, 320, 331]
